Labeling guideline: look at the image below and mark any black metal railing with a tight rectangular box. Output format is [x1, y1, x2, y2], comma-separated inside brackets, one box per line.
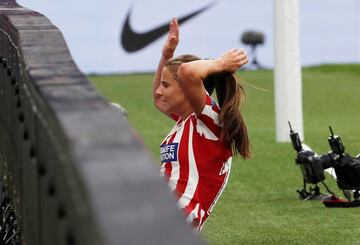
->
[0, 1, 200, 244]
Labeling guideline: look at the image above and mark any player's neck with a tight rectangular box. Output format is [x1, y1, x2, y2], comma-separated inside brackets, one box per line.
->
[177, 103, 193, 120]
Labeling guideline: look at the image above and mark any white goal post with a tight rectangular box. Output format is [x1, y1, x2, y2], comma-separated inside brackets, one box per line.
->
[274, 0, 304, 142]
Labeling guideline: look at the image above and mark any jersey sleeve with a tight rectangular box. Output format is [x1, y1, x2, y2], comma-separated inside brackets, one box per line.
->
[196, 94, 222, 139]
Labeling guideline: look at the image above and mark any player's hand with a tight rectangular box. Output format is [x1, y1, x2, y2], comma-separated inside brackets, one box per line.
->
[162, 18, 179, 59]
[218, 48, 248, 72]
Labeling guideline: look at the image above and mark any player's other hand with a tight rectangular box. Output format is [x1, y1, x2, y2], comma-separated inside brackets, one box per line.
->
[218, 48, 248, 72]
[162, 18, 179, 59]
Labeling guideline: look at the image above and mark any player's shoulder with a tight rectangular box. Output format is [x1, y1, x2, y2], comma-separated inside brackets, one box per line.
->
[204, 94, 220, 113]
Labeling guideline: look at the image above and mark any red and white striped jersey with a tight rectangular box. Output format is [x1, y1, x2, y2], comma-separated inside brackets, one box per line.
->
[160, 94, 232, 232]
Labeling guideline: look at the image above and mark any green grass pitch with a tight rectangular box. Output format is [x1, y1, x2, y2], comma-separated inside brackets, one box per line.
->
[89, 64, 360, 244]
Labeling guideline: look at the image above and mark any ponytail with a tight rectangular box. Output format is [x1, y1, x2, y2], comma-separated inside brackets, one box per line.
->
[205, 73, 251, 159]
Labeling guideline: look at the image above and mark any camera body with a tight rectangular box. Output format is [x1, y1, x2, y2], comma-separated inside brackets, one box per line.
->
[333, 153, 360, 190]
[295, 150, 326, 185]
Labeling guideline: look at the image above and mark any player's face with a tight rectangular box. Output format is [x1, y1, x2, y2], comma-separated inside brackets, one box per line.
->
[156, 67, 188, 114]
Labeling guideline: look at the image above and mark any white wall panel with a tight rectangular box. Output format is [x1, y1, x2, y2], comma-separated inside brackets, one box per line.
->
[17, 0, 360, 74]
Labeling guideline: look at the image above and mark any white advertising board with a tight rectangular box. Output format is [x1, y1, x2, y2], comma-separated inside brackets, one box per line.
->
[17, 0, 360, 74]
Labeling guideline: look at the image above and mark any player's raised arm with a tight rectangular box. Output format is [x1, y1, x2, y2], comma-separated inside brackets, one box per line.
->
[176, 48, 248, 115]
[153, 18, 179, 114]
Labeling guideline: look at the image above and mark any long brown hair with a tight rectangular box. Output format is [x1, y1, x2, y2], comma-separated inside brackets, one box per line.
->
[165, 55, 251, 159]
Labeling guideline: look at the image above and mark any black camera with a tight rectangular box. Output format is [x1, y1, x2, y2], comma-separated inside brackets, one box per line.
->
[289, 122, 360, 207]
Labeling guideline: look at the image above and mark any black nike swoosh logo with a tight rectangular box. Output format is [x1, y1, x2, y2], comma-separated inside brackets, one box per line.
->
[121, 2, 216, 52]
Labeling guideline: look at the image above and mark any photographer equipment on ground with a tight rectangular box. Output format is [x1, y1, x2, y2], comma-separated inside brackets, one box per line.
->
[289, 122, 360, 207]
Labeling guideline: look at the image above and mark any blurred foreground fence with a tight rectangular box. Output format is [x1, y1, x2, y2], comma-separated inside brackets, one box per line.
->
[0, 1, 200, 244]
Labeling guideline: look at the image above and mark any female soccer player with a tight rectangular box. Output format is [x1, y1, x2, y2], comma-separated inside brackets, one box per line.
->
[153, 18, 251, 232]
